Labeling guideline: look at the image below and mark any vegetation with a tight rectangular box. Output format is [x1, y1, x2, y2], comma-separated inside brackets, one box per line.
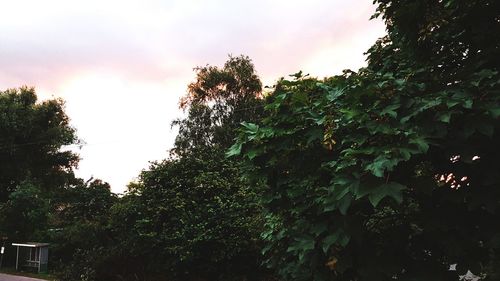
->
[0, 56, 268, 281]
[100, 55, 268, 281]
[0, 87, 79, 203]
[1, 1, 499, 280]
[232, 0, 500, 280]
[0, 86, 80, 242]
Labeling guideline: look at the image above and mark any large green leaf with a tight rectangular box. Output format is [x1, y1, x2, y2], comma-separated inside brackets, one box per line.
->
[368, 182, 406, 207]
[226, 143, 242, 157]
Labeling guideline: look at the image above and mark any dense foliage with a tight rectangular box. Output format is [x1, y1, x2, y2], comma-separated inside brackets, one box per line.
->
[173, 55, 264, 155]
[232, 0, 500, 280]
[112, 55, 267, 281]
[0, 181, 50, 241]
[0, 87, 79, 203]
[2, 1, 499, 281]
[0, 87, 80, 245]
[120, 150, 263, 281]
[50, 179, 117, 281]
[45, 56, 269, 281]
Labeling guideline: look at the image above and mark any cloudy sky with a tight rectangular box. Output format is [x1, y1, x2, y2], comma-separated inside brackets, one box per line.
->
[0, 0, 386, 193]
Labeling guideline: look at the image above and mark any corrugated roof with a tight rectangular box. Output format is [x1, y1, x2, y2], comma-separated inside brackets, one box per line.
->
[12, 242, 49, 247]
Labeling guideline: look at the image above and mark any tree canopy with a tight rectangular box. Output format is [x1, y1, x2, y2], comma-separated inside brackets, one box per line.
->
[0, 87, 80, 242]
[97, 55, 269, 281]
[232, 0, 500, 280]
[173, 55, 263, 156]
[0, 87, 79, 202]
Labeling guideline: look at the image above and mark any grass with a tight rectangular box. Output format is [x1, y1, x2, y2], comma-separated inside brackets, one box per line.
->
[0, 267, 56, 280]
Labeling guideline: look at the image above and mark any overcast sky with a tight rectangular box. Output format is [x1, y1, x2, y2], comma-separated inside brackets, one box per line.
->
[0, 0, 386, 193]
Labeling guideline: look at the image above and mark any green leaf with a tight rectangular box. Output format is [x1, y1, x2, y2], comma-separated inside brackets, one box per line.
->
[306, 128, 323, 144]
[322, 229, 351, 253]
[288, 236, 315, 253]
[226, 143, 242, 157]
[332, 177, 359, 196]
[310, 223, 328, 236]
[292, 91, 308, 105]
[400, 115, 411, 124]
[444, 0, 454, 8]
[326, 87, 345, 101]
[241, 122, 259, 133]
[446, 100, 460, 108]
[368, 182, 406, 207]
[338, 195, 352, 215]
[365, 156, 399, 177]
[381, 104, 400, 118]
[247, 149, 258, 160]
[338, 232, 351, 247]
[314, 115, 327, 125]
[355, 183, 374, 199]
[409, 137, 429, 153]
[437, 111, 451, 123]
[398, 147, 416, 161]
[333, 184, 351, 200]
[322, 232, 339, 253]
[463, 99, 473, 109]
[395, 78, 405, 87]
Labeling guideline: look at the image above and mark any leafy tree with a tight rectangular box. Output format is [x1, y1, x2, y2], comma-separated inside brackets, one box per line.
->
[100, 55, 268, 281]
[50, 179, 117, 281]
[232, 0, 500, 280]
[0, 181, 50, 241]
[0, 86, 80, 254]
[127, 151, 263, 281]
[0, 87, 79, 203]
[173, 55, 263, 156]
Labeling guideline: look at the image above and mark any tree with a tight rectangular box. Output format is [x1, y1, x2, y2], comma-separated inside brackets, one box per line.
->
[0, 87, 80, 248]
[128, 152, 263, 281]
[0, 181, 50, 241]
[0, 87, 79, 203]
[50, 179, 117, 281]
[232, 0, 500, 280]
[173, 54, 263, 156]
[108, 55, 268, 281]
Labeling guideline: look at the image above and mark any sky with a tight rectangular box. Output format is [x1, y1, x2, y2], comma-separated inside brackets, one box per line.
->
[0, 0, 386, 193]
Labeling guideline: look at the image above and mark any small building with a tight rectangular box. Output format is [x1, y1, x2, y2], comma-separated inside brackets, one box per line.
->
[11, 242, 49, 273]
